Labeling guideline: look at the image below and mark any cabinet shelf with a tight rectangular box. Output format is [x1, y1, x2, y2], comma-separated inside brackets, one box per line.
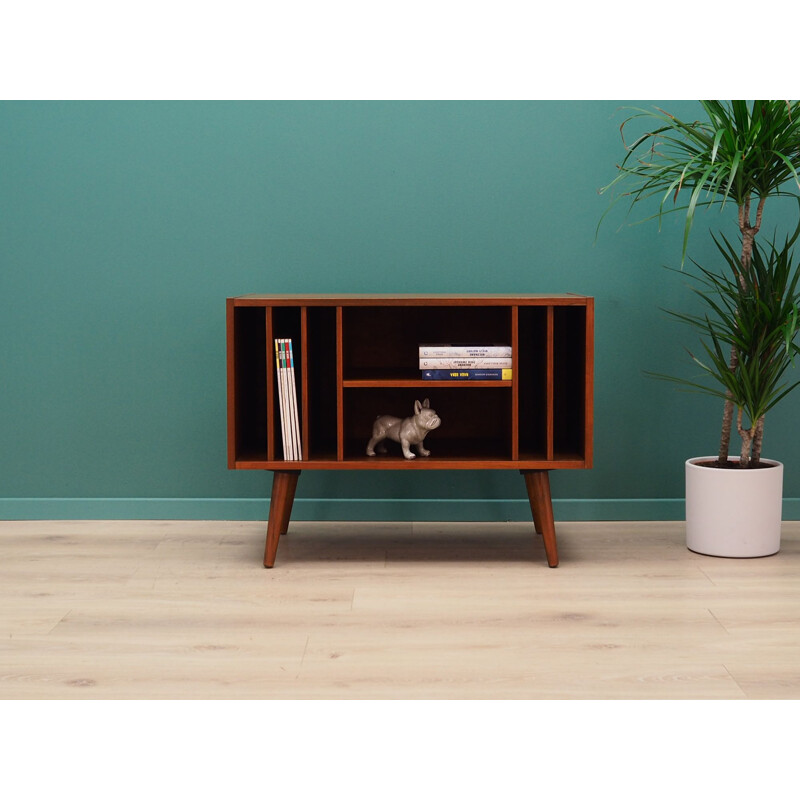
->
[343, 378, 512, 388]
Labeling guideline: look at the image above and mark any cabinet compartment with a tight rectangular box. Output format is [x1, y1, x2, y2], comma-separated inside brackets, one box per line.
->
[268, 306, 303, 462]
[342, 305, 511, 381]
[553, 306, 588, 459]
[516, 306, 548, 459]
[342, 386, 512, 461]
[306, 306, 338, 460]
[229, 305, 268, 462]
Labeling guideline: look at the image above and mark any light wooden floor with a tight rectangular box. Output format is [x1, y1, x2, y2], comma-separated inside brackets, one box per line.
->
[2, 518, 800, 699]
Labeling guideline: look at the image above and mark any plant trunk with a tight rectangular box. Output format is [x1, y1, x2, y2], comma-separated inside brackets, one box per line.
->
[751, 416, 765, 466]
[718, 195, 765, 465]
[718, 347, 738, 465]
[737, 407, 753, 468]
[738, 195, 766, 275]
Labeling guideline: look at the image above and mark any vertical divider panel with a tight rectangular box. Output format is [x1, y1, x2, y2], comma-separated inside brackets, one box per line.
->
[546, 305, 555, 461]
[511, 305, 519, 461]
[301, 306, 310, 459]
[336, 306, 344, 461]
[266, 306, 276, 462]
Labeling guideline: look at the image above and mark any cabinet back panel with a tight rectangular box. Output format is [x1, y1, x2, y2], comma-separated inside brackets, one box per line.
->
[517, 307, 548, 456]
[553, 306, 586, 457]
[233, 307, 267, 460]
[307, 307, 338, 458]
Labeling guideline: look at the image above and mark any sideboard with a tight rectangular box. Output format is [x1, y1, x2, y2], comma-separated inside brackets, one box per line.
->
[226, 294, 594, 567]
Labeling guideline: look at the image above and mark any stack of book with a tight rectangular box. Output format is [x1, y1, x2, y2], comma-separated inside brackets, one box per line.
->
[274, 338, 302, 460]
[419, 343, 512, 380]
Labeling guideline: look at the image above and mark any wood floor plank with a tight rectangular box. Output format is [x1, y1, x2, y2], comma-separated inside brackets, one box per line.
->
[1, 519, 799, 699]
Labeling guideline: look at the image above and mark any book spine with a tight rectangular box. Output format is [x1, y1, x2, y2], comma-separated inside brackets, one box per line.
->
[286, 339, 302, 460]
[421, 368, 512, 380]
[283, 339, 297, 461]
[419, 357, 513, 368]
[418, 344, 512, 358]
[282, 339, 299, 461]
[280, 340, 292, 460]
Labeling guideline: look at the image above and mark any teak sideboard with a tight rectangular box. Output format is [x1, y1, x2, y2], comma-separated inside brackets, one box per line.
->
[226, 294, 594, 568]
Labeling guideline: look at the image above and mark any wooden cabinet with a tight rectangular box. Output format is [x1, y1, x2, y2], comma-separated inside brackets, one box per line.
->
[227, 294, 594, 567]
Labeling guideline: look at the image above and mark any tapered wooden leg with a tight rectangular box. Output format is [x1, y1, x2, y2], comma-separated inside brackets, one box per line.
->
[529, 490, 544, 536]
[279, 475, 297, 536]
[521, 470, 558, 567]
[264, 470, 300, 568]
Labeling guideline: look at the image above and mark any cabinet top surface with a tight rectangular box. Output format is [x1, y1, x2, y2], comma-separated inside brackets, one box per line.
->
[231, 293, 592, 306]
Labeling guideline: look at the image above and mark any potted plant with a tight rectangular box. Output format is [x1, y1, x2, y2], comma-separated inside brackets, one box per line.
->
[600, 100, 800, 556]
[665, 230, 800, 555]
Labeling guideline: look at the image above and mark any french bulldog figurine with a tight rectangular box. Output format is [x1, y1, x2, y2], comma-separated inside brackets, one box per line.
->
[366, 398, 441, 459]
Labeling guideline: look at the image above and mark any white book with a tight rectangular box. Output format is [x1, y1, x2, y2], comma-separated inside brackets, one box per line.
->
[286, 339, 302, 460]
[419, 356, 513, 368]
[274, 339, 292, 460]
[281, 339, 295, 460]
[418, 343, 512, 358]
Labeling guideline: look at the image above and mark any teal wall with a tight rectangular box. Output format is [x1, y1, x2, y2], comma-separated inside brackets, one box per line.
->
[3, 100, 800, 521]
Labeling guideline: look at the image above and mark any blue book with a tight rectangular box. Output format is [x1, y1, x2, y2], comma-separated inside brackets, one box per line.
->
[421, 368, 512, 380]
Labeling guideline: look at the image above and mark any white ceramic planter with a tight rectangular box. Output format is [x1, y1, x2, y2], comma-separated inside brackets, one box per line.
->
[685, 456, 783, 557]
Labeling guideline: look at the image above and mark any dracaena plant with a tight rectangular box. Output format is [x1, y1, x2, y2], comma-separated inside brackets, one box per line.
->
[600, 100, 800, 465]
[654, 230, 800, 466]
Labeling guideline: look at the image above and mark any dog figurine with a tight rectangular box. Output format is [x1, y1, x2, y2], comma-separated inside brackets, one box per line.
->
[366, 398, 441, 459]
